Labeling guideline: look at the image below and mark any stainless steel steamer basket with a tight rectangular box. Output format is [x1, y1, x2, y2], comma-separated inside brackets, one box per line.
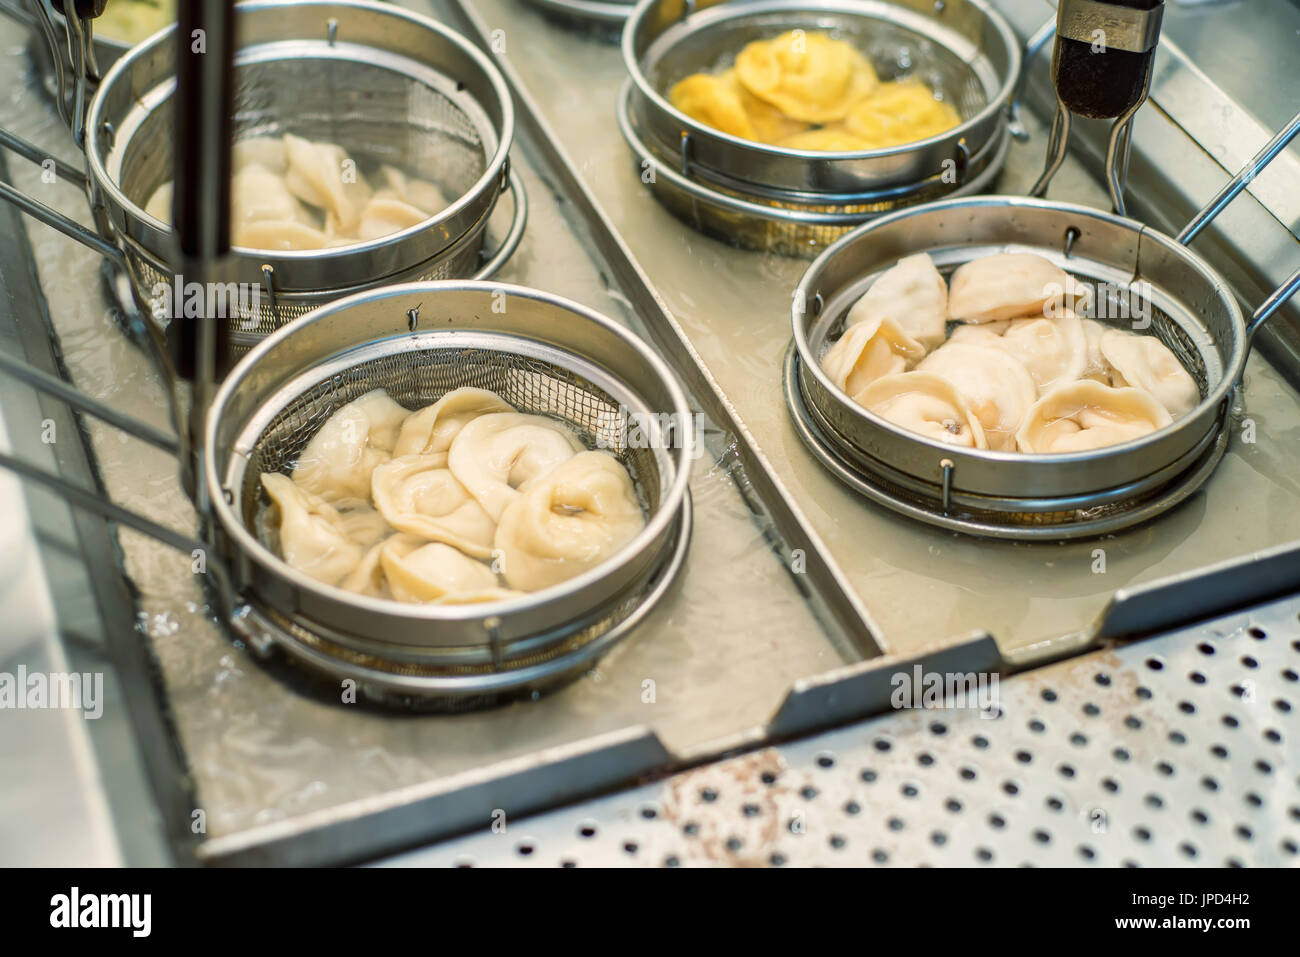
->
[620, 0, 1020, 254]
[789, 195, 1299, 538]
[87, 0, 522, 337]
[0, 281, 694, 706]
[205, 282, 694, 701]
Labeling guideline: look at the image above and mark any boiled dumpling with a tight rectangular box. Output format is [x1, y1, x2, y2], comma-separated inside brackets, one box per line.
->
[291, 388, 410, 504]
[448, 412, 585, 521]
[339, 539, 388, 598]
[230, 164, 315, 229]
[234, 219, 345, 251]
[1100, 329, 1199, 418]
[778, 127, 872, 151]
[358, 195, 430, 241]
[432, 588, 526, 606]
[379, 536, 501, 603]
[994, 312, 1088, 394]
[918, 343, 1037, 451]
[669, 72, 757, 141]
[1080, 318, 1115, 383]
[735, 73, 810, 142]
[1016, 380, 1173, 453]
[947, 253, 1070, 323]
[144, 182, 172, 222]
[283, 133, 372, 235]
[734, 31, 877, 124]
[379, 165, 448, 215]
[842, 81, 961, 149]
[846, 252, 949, 350]
[233, 135, 288, 175]
[392, 387, 515, 459]
[854, 371, 987, 449]
[493, 451, 645, 592]
[947, 319, 1010, 347]
[261, 472, 363, 587]
[370, 455, 497, 559]
[821, 316, 926, 400]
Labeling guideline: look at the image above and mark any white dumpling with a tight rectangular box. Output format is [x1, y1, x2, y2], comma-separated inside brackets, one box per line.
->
[994, 312, 1088, 394]
[1079, 318, 1116, 383]
[1100, 329, 1200, 418]
[335, 506, 391, 550]
[392, 387, 515, 459]
[379, 536, 500, 603]
[357, 195, 431, 241]
[233, 135, 288, 175]
[448, 412, 585, 521]
[493, 451, 645, 592]
[231, 164, 315, 229]
[234, 219, 346, 251]
[339, 539, 388, 598]
[821, 316, 927, 400]
[291, 388, 410, 504]
[371, 455, 497, 559]
[854, 371, 988, 449]
[261, 472, 363, 587]
[846, 252, 948, 350]
[283, 133, 372, 235]
[432, 588, 525, 606]
[947, 319, 1010, 347]
[381, 165, 449, 215]
[918, 342, 1037, 451]
[1016, 380, 1173, 453]
[947, 253, 1070, 323]
[144, 182, 172, 222]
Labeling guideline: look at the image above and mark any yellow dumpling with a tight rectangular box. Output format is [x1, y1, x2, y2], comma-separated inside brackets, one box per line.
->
[733, 72, 810, 143]
[843, 81, 961, 149]
[778, 127, 873, 151]
[735, 31, 878, 124]
[669, 72, 757, 141]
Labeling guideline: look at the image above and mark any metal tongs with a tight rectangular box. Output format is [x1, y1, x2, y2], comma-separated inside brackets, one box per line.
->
[1029, 0, 1166, 216]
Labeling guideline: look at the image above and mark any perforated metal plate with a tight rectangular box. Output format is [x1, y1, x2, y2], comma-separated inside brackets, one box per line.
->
[379, 592, 1300, 867]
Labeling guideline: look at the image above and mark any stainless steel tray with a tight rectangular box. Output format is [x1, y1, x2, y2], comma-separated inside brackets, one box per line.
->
[1, 0, 1297, 866]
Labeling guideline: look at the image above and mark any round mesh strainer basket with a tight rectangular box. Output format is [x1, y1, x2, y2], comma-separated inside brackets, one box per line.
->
[82, 0, 524, 347]
[620, 0, 1019, 255]
[205, 281, 695, 705]
[787, 195, 1300, 539]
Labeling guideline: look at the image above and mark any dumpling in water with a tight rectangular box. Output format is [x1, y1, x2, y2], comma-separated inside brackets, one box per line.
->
[947, 253, 1071, 323]
[230, 164, 315, 229]
[918, 343, 1037, 451]
[734, 31, 877, 124]
[357, 194, 431, 241]
[778, 127, 872, 151]
[493, 451, 645, 592]
[854, 371, 987, 449]
[842, 81, 961, 149]
[1100, 329, 1200, 418]
[392, 387, 515, 459]
[670, 71, 757, 141]
[947, 319, 1010, 347]
[1016, 380, 1172, 453]
[846, 252, 949, 350]
[380, 536, 501, 603]
[260, 472, 363, 587]
[379, 165, 449, 215]
[291, 388, 410, 504]
[370, 456, 497, 559]
[994, 312, 1089, 394]
[233, 135, 289, 175]
[821, 316, 926, 400]
[283, 133, 372, 235]
[448, 412, 585, 521]
[234, 219, 349, 251]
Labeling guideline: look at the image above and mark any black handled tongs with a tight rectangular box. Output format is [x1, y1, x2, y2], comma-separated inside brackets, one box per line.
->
[1029, 0, 1165, 216]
